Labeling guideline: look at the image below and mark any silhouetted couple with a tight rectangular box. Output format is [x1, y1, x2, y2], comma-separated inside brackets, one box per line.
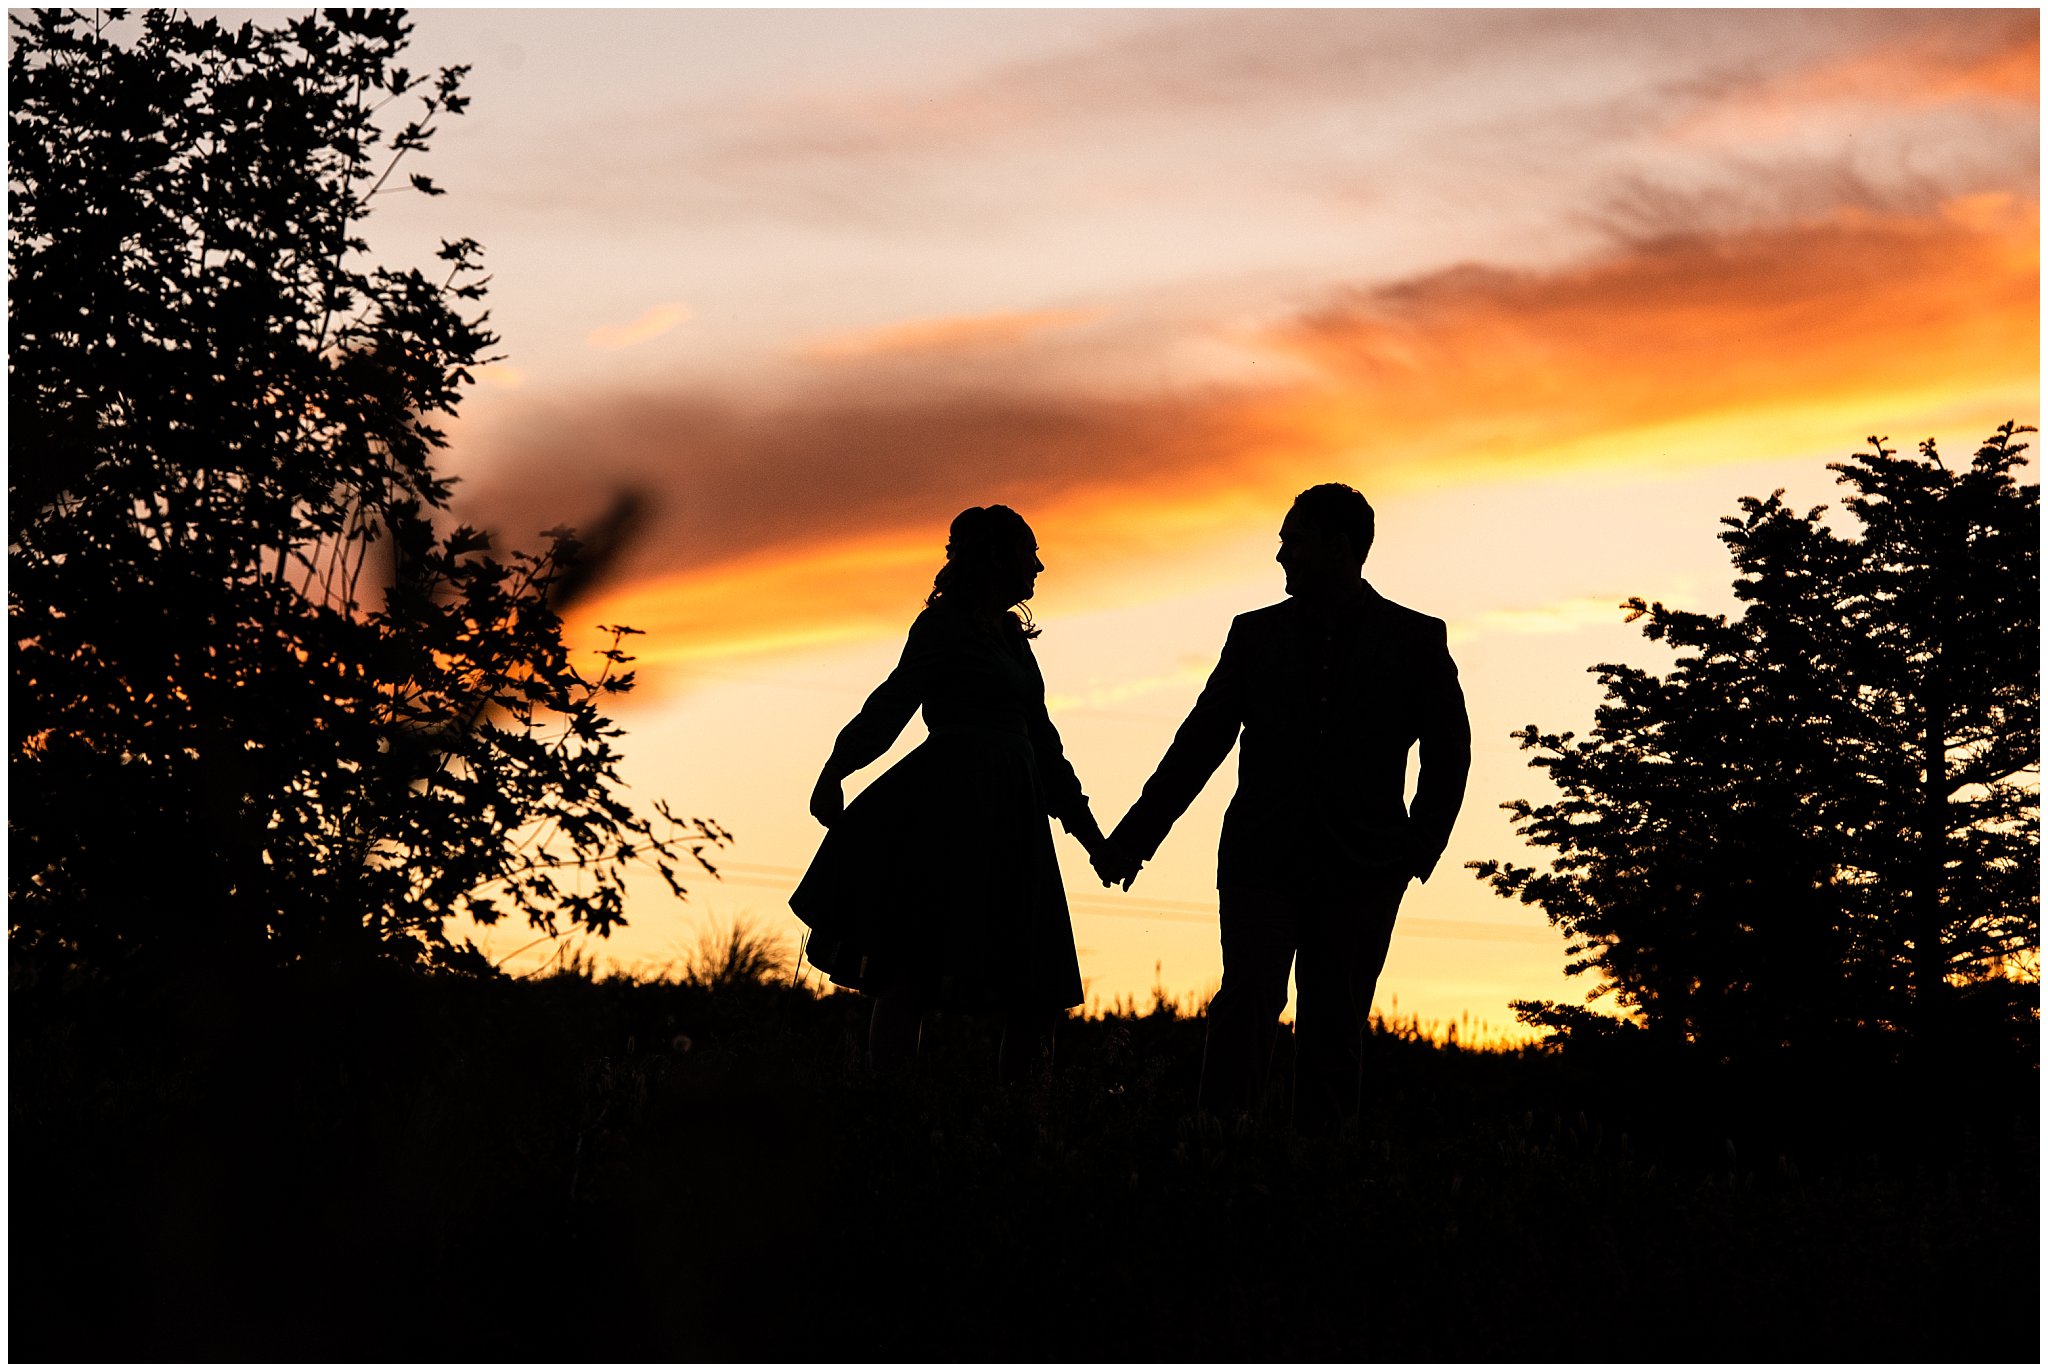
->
[792, 484, 1470, 1130]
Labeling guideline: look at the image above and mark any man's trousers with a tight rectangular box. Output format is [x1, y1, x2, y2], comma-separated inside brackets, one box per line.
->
[1197, 871, 1409, 1130]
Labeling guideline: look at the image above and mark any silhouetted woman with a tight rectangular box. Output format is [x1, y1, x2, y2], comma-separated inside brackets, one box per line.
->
[792, 505, 1110, 1080]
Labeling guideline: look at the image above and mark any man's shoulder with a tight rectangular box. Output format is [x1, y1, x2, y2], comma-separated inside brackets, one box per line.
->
[1364, 588, 1450, 641]
[1223, 600, 1301, 647]
[1231, 600, 1293, 629]
[1232, 589, 1450, 640]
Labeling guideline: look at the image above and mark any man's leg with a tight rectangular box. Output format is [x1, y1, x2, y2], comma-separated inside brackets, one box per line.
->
[1199, 888, 1299, 1118]
[998, 1007, 1059, 1085]
[1291, 872, 1407, 1133]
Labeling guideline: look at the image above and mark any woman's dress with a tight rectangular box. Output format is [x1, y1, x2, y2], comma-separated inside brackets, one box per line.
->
[790, 603, 1088, 1011]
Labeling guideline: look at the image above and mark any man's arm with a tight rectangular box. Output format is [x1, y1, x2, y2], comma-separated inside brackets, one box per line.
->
[1109, 619, 1250, 865]
[1406, 618, 1471, 882]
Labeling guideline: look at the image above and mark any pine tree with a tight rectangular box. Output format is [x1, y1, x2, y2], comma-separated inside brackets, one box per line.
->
[1476, 424, 2038, 1059]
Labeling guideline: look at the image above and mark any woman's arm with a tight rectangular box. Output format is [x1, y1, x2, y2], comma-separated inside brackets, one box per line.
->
[810, 614, 936, 826]
[1024, 646, 1105, 852]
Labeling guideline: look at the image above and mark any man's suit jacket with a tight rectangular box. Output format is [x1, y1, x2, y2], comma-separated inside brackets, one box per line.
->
[1112, 580, 1470, 893]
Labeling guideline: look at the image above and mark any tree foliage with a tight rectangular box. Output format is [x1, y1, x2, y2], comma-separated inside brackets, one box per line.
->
[10, 9, 725, 972]
[1475, 425, 2039, 1060]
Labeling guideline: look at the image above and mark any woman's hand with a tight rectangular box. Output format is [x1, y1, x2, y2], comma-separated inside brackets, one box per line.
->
[809, 774, 844, 828]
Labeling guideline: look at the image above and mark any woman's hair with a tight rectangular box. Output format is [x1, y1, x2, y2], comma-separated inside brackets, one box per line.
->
[926, 504, 1040, 638]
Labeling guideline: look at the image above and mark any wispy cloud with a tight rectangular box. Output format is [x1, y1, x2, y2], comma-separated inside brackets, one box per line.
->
[800, 307, 1104, 361]
[587, 302, 693, 351]
[1672, 11, 2037, 144]
[474, 363, 527, 391]
[1044, 660, 1216, 715]
[692, 10, 1923, 171]
[1447, 595, 1640, 647]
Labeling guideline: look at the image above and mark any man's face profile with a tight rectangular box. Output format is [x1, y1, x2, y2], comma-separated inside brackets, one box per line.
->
[1276, 506, 1356, 599]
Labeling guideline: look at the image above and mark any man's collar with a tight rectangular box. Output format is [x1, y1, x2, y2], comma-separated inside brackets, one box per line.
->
[1289, 576, 1376, 618]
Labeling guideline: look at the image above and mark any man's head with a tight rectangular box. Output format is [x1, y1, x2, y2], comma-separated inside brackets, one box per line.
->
[1277, 483, 1373, 598]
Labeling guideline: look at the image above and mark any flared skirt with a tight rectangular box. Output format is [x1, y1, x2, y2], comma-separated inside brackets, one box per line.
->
[789, 730, 1084, 1011]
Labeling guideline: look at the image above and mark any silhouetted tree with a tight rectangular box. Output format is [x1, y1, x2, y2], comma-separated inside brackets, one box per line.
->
[10, 9, 724, 972]
[1475, 425, 2038, 1060]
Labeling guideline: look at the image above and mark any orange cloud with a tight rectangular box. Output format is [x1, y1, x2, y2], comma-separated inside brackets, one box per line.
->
[587, 302, 693, 350]
[566, 474, 1298, 685]
[574, 529, 939, 668]
[476, 200, 2036, 689]
[800, 307, 1104, 361]
[1804, 31, 2037, 107]
[1270, 199, 2038, 485]
[463, 376, 1302, 587]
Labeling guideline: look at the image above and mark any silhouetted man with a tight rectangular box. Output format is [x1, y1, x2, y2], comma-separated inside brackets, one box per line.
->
[1097, 484, 1469, 1130]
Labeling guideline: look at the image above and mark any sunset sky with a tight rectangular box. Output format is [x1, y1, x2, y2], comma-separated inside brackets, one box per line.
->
[367, 7, 2038, 1036]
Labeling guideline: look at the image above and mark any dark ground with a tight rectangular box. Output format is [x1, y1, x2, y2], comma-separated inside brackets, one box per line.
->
[11, 954, 2038, 1360]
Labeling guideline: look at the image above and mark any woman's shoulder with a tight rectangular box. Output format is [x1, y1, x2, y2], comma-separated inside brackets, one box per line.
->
[908, 602, 957, 633]
[907, 601, 976, 647]
[910, 601, 1022, 652]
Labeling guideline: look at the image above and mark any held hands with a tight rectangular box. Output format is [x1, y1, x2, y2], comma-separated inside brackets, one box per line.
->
[1089, 835, 1142, 891]
[809, 773, 844, 828]
[1068, 814, 1141, 891]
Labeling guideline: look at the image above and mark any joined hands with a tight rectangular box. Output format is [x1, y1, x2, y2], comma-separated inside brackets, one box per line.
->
[1089, 836, 1142, 891]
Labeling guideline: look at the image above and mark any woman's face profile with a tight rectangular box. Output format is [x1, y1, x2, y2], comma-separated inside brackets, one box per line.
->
[1008, 531, 1045, 604]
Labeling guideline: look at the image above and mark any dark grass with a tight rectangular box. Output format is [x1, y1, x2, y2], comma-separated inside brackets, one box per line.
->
[11, 952, 2037, 1361]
